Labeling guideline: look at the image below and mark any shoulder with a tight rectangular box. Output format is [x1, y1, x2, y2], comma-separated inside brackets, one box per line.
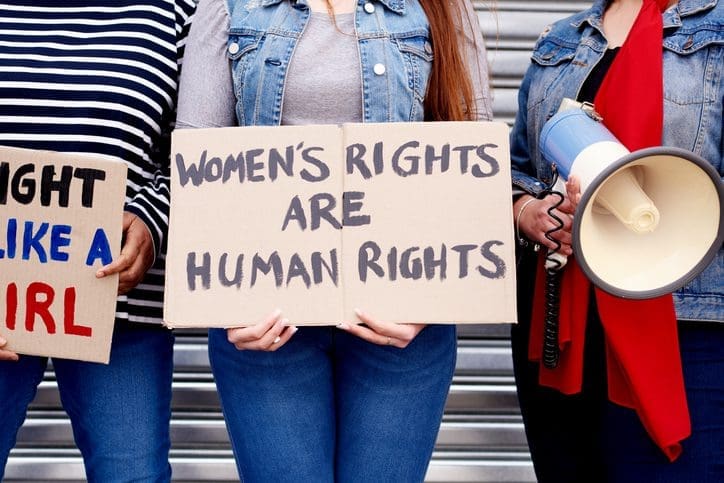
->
[676, 0, 723, 21]
[665, 0, 724, 52]
[175, 0, 199, 26]
[527, 8, 594, 67]
[225, 0, 265, 15]
[534, 8, 591, 49]
[675, 0, 724, 35]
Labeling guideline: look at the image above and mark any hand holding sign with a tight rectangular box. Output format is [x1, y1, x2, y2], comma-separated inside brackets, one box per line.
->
[226, 309, 298, 351]
[0, 146, 126, 363]
[97, 212, 155, 295]
[0, 335, 19, 361]
[338, 309, 426, 348]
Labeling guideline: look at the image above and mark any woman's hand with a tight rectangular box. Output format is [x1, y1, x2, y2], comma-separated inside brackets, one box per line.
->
[337, 309, 426, 348]
[227, 309, 297, 351]
[96, 212, 155, 294]
[0, 334, 19, 362]
[514, 177, 581, 256]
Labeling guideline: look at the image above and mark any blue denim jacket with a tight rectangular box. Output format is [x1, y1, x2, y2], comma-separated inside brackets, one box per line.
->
[225, 0, 445, 125]
[509, 0, 723, 322]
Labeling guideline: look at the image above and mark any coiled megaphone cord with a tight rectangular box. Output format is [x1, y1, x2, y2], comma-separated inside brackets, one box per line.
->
[539, 166, 565, 369]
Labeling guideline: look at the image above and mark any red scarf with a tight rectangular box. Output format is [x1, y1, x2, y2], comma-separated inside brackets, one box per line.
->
[528, 0, 691, 462]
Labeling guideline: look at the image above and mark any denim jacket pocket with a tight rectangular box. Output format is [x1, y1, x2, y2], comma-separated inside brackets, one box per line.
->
[531, 36, 578, 67]
[662, 28, 722, 163]
[664, 29, 723, 105]
[393, 34, 434, 102]
[227, 32, 263, 94]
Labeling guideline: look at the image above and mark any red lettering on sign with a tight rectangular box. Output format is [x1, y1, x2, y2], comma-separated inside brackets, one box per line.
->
[63, 287, 91, 337]
[25, 282, 57, 334]
[5, 282, 17, 330]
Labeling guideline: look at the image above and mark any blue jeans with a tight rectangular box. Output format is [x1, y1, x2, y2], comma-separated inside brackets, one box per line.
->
[603, 321, 724, 483]
[209, 324, 457, 483]
[512, 258, 724, 482]
[0, 322, 174, 483]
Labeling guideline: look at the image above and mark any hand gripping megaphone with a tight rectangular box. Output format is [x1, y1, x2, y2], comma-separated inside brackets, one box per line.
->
[540, 99, 724, 299]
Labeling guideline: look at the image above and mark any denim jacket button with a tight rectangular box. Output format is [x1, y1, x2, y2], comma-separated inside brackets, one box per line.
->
[228, 42, 240, 55]
[364, 2, 375, 13]
[373, 63, 386, 75]
[424, 41, 432, 54]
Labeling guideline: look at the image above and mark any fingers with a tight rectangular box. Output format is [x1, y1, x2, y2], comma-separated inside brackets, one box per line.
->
[226, 309, 298, 351]
[96, 213, 154, 294]
[337, 309, 425, 348]
[0, 336, 19, 362]
[565, 176, 582, 210]
[516, 194, 575, 255]
[96, 212, 134, 278]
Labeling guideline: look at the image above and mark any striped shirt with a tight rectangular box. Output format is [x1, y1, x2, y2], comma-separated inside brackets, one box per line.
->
[0, 0, 196, 324]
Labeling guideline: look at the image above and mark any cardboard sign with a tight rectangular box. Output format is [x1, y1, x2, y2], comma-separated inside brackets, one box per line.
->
[165, 122, 516, 327]
[0, 146, 126, 363]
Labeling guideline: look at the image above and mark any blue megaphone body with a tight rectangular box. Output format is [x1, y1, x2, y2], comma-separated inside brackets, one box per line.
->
[537, 99, 723, 299]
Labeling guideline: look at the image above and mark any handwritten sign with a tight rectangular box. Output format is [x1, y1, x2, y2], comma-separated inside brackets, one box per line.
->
[165, 122, 516, 327]
[0, 146, 126, 363]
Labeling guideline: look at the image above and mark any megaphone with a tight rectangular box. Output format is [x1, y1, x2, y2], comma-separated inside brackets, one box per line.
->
[539, 99, 723, 299]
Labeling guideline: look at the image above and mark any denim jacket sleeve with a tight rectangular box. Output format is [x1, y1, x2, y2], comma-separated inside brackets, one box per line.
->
[508, 30, 582, 196]
[509, 65, 545, 196]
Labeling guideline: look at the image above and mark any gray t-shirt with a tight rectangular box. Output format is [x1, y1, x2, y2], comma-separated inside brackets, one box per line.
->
[177, 0, 492, 129]
[282, 12, 363, 125]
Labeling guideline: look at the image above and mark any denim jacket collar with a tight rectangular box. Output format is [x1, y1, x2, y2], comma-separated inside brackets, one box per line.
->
[570, 0, 718, 31]
[258, 0, 406, 14]
[676, 0, 718, 17]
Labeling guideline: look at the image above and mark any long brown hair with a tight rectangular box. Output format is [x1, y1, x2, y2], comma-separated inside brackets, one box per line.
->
[420, 0, 476, 121]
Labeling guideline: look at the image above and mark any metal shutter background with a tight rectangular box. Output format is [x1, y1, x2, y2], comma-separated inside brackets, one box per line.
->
[5, 2, 589, 481]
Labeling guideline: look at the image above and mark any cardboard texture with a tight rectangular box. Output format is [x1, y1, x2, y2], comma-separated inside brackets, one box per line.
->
[0, 146, 126, 363]
[166, 122, 516, 328]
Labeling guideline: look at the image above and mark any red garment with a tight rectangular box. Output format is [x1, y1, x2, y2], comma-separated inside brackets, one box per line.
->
[528, 0, 691, 462]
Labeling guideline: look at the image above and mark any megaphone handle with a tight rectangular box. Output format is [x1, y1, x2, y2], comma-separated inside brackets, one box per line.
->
[539, 166, 567, 369]
[543, 268, 562, 368]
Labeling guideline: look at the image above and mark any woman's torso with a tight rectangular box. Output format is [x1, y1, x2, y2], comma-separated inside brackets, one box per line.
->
[0, 0, 196, 323]
[225, 0, 435, 125]
[510, 0, 723, 322]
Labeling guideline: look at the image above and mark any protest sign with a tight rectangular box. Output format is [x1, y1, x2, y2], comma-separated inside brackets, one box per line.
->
[165, 122, 516, 327]
[0, 146, 126, 363]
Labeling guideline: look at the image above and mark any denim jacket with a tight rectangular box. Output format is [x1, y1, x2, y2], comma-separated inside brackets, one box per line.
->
[509, 0, 723, 322]
[223, 0, 491, 125]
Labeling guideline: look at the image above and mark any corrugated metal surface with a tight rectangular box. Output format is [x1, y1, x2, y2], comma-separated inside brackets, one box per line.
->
[5, 2, 589, 481]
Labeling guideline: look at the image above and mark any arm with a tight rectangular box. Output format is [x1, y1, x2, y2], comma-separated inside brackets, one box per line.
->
[457, 0, 493, 121]
[176, 0, 237, 129]
[175, 0, 298, 350]
[339, 0, 491, 347]
[98, 3, 197, 293]
[510, 64, 576, 255]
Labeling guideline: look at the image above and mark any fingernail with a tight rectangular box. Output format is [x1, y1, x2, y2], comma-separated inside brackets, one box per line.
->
[354, 308, 362, 317]
[96, 270, 104, 278]
[281, 318, 289, 326]
[291, 326, 299, 333]
[0, 337, 6, 345]
[337, 323, 349, 330]
[272, 308, 282, 318]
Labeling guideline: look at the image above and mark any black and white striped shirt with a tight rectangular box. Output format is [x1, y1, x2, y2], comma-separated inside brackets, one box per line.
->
[0, 0, 196, 324]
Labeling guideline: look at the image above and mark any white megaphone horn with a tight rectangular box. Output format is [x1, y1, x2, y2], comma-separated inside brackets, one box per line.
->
[539, 99, 724, 299]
